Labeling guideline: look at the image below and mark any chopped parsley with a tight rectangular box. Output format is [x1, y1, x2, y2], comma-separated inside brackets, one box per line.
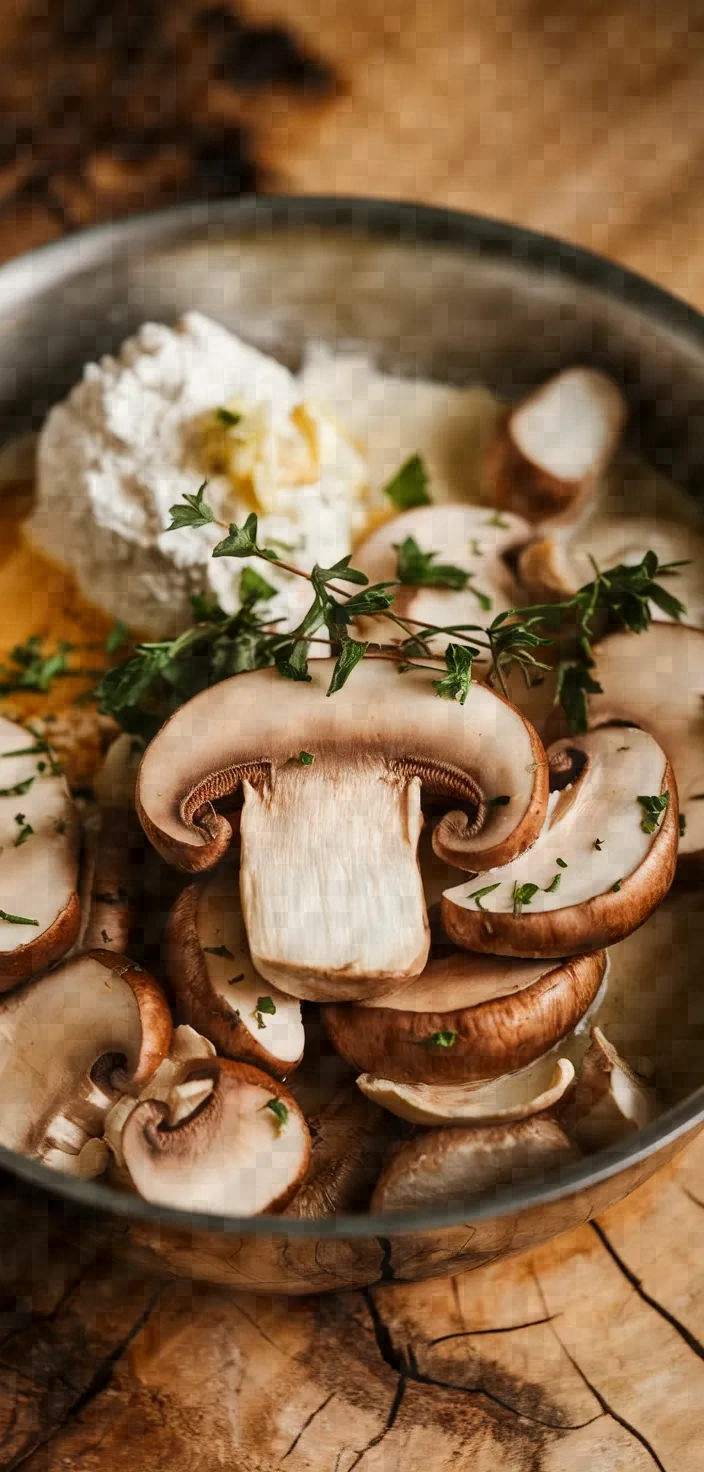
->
[418, 1030, 457, 1048]
[265, 1098, 289, 1131]
[105, 620, 129, 655]
[228, 973, 245, 985]
[215, 406, 242, 428]
[637, 792, 669, 835]
[465, 882, 501, 911]
[13, 814, 33, 847]
[486, 510, 510, 528]
[0, 909, 38, 926]
[490, 795, 511, 807]
[512, 881, 540, 915]
[594, 838, 604, 851]
[0, 777, 35, 798]
[299, 750, 315, 766]
[612, 880, 623, 893]
[556, 857, 568, 868]
[382, 454, 431, 511]
[544, 874, 561, 894]
[203, 944, 234, 958]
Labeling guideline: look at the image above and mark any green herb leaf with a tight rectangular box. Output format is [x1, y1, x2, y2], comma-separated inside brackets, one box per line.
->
[383, 454, 431, 511]
[213, 512, 279, 561]
[556, 857, 568, 868]
[419, 1030, 457, 1048]
[327, 638, 368, 696]
[14, 814, 33, 846]
[555, 661, 603, 736]
[265, 1098, 289, 1130]
[487, 510, 510, 528]
[105, 620, 129, 655]
[0, 909, 38, 925]
[637, 792, 669, 835]
[395, 536, 469, 592]
[256, 996, 277, 1016]
[240, 566, 276, 604]
[228, 973, 245, 985]
[433, 642, 476, 705]
[465, 882, 501, 911]
[490, 795, 511, 807]
[166, 481, 215, 531]
[544, 874, 561, 893]
[594, 838, 604, 851]
[512, 881, 540, 915]
[612, 880, 622, 892]
[203, 944, 234, 958]
[0, 637, 71, 696]
[215, 407, 241, 427]
[0, 776, 35, 798]
[299, 750, 314, 766]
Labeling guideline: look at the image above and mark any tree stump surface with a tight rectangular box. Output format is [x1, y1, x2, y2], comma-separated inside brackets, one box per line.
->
[0, 2, 702, 1466]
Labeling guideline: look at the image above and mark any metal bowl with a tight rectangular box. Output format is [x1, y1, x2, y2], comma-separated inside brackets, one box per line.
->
[1, 196, 703, 1293]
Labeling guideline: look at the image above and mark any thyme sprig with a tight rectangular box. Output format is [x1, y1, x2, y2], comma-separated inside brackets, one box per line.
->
[93, 481, 687, 739]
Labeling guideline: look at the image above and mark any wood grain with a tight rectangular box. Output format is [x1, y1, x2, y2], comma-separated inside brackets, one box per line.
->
[0, 1, 701, 1466]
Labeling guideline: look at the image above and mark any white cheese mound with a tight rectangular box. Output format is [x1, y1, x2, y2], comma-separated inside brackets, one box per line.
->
[31, 313, 369, 638]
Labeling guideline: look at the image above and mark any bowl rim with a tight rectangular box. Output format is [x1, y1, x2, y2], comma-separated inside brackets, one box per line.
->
[2, 191, 704, 1240]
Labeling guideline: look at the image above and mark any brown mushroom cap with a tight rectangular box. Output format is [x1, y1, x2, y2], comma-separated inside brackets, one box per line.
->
[166, 863, 304, 1071]
[357, 1056, 576, 1127]
[483, 367, 626, 525]
[0, 715, 81, 989]
[121, 1058, 310, 1216]
[352, 503, 531, 652]
[0, 949, 172, 1173]
[137, 660, 548, 999]
[323, 949, 606, 1083]
[442, 726, 678, 958]
[587, 622, 704, 860]
[75, 733, 143, 956]
[284, 1084, 398, 1217]
[370, 1115, 580, 1212]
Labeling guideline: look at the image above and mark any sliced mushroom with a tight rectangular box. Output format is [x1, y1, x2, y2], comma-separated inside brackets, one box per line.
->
[357, 1057, 575, 1126]
[588, 622, 704, 860]
[516, 536, 579, 603]
[0, 715, 81, 989]
[370, 1115, 580, 1212]
[137, 660, 548, 1000]
[324, 950, 605, 1083]
[166, 862, 304, 1077]
[284, 1083, 397, 1217]
[76, 733, 143, 955]
[558, 1027, 657, 1151]
[352, 503, 531, 651]
[442, 725, 678, 957]
[0, 949, 172, 1175]
[483, 367, 626, 524]
[121, 1058, 310, 1215]
[103, 1023, 217, 1182]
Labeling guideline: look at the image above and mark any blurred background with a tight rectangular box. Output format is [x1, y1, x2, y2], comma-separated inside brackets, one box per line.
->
[0, 0, 702, 300]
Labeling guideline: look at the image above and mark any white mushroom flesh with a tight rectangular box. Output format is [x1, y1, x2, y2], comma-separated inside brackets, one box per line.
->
[443, 726, 668, 918]
[241, 761, 428, 998]
[0, 954, 148, 1165]
[198, 863, 304, 1063]
[357, 1057, 575, 1126]
[122, 1073, 310, 1215]
[588, 623, 704, 855]
[353, 503, 530, 651]
[564, 1026, 657, 1151]
[0, 716, 78, 952]
[103, 1024, 216, 1168]
[511, 368, 623, 482]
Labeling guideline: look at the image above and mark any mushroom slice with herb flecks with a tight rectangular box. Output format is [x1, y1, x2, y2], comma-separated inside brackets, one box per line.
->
[483, 367, 626, 525]
[121, 1058, 310, 1215]
[0, 949, 172, 1177]
[558, 1027, 657, 1151]
[166, 861, 304, 1078]
[442, 726, 678, 958]
[323, 950, 604, 1083]
[0, 714, 80, 989]
[136, 660, 548, 1001]
[356, 1057, 575, 1127]
[370, 1116, 580, 1212]
[352, 503, 532, 653]
[587, 622, 704, 862]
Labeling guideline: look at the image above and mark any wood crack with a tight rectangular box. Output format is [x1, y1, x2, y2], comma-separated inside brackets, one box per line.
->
[345, 1376, 407, 1470]
[429, 1316, 556, 1345]
[532, 1267, 667, 1471]
[591, 1220, 704, 1361]
[282, 1390, 337, 1460]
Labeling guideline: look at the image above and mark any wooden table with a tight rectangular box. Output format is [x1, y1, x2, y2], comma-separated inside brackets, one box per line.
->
[1, 2, 703, 1466]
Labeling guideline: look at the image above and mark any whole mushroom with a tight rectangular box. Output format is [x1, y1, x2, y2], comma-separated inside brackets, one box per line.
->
[137, 660, 548, 1000]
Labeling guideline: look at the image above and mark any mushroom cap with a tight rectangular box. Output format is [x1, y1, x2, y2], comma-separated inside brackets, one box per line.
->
[483, 367, 626, 525]
[136, 659, 548, 875]
[442, 726, 678, 957]
[0, 715, 81, 989]
[166, 863, 304, 1077]
[284, 1084, 397, 1217]
[370, 1115, 580, 1212]
[323, 949, 605, 1083]
[559, 1026, 657, 1151]
[357, 1056, 576, 1127]
[352, 503, 531, 651]
[0, 949, 172, 1169]
[121, 1058, 310, 1216]
[588, 622, 704, 859]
